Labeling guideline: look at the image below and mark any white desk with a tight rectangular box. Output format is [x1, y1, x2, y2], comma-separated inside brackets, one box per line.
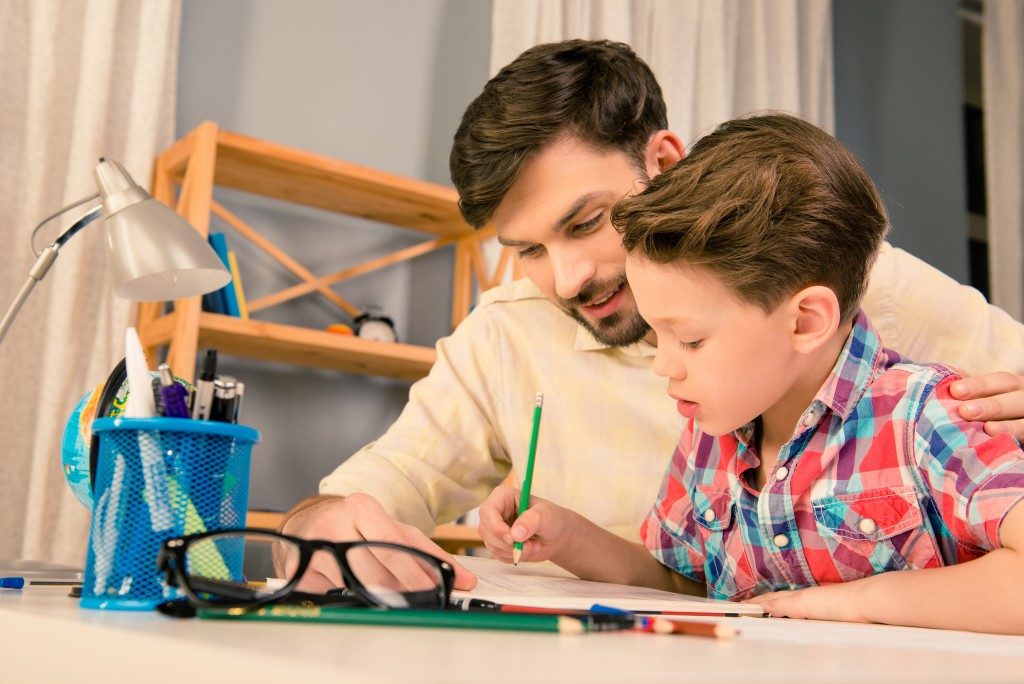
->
[1, 589, 1023, 683]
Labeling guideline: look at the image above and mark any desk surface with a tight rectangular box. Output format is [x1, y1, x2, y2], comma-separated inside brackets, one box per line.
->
[2, 590, 1023, 683]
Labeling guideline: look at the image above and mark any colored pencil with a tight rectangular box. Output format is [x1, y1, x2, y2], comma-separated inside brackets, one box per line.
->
[637, 616, 737, 639]
[198, 605, 593, 633]
[513, 392, 544, 565]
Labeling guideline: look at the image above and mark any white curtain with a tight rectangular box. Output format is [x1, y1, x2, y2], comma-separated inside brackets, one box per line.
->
[490, 0, 834, 144]
[484, 0, 833, 285]
[983, 0, 1024, 321]
[0, 0, 181, 565]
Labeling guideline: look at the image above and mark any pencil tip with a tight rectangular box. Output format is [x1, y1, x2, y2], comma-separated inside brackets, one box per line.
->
[512, 548, 521, 565]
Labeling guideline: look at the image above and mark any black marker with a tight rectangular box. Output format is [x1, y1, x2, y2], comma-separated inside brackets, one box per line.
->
[191, 349, 218, 420]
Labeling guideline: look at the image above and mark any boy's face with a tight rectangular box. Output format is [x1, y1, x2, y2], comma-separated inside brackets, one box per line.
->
[625, 255, 799, 436]
[491, 137, 654, 346]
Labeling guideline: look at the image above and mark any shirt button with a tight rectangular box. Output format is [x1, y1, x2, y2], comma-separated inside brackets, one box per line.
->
[775, 466, 789, 481]
[703, 509, 717, 523]
[773, 533, 790, 548]
[859, 518, 878, 535]
[801, 414, 816, 427]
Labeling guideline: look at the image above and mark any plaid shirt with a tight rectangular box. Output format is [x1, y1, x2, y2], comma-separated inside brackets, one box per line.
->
[641, 311, 1024, 601]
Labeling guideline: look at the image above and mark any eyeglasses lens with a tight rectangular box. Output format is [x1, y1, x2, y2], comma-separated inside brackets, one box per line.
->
[179, 534, 445, 610]
[182, 531, 299, 603]
[344, 544, 445, 609]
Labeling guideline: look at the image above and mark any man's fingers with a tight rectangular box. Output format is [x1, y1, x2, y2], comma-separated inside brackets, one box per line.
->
[951, 372, 1024, 401]
[984, 417, 1024, 441]
[959, 389, 1024, 423]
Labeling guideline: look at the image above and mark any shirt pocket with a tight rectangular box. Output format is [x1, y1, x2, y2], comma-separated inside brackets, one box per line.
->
[692, 486, 759, 600]
[811, 485, 940, 583]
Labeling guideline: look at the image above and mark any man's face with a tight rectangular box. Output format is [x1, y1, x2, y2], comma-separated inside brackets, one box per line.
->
[625, 255, 799, 436]
[490, 137, 651, 346]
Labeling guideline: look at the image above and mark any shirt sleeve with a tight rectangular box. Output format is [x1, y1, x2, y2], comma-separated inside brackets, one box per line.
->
[913, 374, 1024, 551]
[319, 306, 512, 534]
[863, 242, 1024, 375]
[641, 423, 706, 583]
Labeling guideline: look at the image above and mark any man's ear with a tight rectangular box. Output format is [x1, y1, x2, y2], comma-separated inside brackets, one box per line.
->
[644, 131, 685, 177]
[787, 286, 843, 354]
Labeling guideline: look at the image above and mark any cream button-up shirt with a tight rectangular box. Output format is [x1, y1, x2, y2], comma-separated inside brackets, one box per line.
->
[320, 242, 1024, 541]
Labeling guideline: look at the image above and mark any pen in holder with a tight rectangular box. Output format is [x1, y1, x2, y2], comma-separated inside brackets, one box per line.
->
[81, 417, 259, 610]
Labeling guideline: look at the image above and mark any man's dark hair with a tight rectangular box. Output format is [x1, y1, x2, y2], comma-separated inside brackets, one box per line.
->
[450, 39, 668, 228]
[613, 114, 890, 322]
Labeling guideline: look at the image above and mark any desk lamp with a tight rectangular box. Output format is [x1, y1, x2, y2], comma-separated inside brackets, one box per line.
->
[0, 157, 230, 344]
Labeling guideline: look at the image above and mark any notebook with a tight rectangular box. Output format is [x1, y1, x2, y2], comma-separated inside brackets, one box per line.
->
[452, 555, 763, 616]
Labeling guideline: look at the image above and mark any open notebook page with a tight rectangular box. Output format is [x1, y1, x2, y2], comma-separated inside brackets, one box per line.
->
[452, 555, 763, 616]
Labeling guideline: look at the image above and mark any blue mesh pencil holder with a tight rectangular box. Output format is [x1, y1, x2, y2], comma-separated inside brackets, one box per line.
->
[81, 417, 260, 610]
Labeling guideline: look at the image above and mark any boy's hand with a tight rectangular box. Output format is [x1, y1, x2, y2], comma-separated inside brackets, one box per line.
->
[743, 581, 869, 623]
[951, 371, 1024, 439]
[477, 484, 576, 564]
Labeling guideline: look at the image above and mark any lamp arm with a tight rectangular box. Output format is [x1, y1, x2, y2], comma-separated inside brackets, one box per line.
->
[0, 205, 104, 346]
[30, 192, 100, 255]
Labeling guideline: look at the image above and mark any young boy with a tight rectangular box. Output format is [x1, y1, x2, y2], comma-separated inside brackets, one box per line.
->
[476, 114, 1024, 634]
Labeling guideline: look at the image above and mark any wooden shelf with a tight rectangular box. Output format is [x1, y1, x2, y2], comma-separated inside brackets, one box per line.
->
[139, 311, 436, 382]
[141, 121, 519, 383]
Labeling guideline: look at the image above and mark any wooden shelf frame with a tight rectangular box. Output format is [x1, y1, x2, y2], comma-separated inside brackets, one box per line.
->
[137, 121, 520, 382]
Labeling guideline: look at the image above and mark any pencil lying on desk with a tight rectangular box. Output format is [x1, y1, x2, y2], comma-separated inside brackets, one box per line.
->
[513, 392, 544, 565]
[198, 605, 614, 634]
[637, 617, 737, 639]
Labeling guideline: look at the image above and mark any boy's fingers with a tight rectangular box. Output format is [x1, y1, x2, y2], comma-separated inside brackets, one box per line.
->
[478, 502, 512, 537]
[510, 508, 541, 542]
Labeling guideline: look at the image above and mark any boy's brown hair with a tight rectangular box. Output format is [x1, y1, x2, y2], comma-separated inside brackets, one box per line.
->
[450, 39, 667, 229]
[612, 113, 890, 322]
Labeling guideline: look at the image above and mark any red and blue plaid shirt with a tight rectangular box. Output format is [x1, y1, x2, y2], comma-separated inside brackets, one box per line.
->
[641, 311, 1024, 601]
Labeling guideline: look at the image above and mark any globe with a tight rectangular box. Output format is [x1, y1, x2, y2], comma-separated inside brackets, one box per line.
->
[60, 371, 191, 508]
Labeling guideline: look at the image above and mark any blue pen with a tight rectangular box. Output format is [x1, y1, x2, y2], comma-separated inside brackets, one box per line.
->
[0, 577, 82, 589]
[589, 603, 633, 615]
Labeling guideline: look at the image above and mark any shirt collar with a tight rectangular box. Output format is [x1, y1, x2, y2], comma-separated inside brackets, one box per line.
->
[813, 310, 896, 421]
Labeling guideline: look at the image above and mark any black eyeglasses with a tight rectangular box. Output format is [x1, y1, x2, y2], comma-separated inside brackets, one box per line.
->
[158, 529, 456, 612]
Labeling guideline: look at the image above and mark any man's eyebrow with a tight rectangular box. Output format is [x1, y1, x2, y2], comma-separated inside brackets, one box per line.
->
[555, 191, 605, 228]
[496, 236, 531, 247]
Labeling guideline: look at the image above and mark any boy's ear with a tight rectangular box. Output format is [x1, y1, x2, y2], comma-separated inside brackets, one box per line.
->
[644, 131, 685, 177]
[788, 286, 843, 354]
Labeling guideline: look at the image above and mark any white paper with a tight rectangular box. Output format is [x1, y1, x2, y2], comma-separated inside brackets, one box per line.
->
[452, 555, 763, 615]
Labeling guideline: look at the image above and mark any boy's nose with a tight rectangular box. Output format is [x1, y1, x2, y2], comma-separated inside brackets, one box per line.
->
[652, 349, 685, 380]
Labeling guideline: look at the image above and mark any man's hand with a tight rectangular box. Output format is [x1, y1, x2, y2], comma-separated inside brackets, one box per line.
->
[477, 484, 577, 565]
[951, 372, 1024, 439]
[279, 493, 477, 592]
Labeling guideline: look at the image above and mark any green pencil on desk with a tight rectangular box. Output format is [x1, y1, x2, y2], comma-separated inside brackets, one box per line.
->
[198, 605, 589, 633]
[513, 392, 544, 565]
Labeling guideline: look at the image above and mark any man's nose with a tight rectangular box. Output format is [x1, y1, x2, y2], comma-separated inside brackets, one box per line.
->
[550, 248, 597, 301]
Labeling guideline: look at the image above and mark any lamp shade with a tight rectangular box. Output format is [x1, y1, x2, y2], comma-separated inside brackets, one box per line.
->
[94, 159, 231, 300]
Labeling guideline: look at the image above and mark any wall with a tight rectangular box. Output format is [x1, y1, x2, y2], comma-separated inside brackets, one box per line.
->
[176, 0, 492, 512]
[833, 0, 968, 282]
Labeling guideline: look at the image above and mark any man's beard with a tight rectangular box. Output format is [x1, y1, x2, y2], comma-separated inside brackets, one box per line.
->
[558, 275, 650, 347]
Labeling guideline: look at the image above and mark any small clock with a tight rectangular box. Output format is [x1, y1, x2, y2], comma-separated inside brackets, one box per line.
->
[353, 307, 397, 343]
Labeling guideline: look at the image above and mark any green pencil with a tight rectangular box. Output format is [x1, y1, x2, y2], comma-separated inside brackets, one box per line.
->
[513, 392, 544, 565]
[197, 605, 586, 633]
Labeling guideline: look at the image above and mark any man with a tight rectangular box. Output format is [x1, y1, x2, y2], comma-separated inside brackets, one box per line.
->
[283, 40, 1024, 591]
